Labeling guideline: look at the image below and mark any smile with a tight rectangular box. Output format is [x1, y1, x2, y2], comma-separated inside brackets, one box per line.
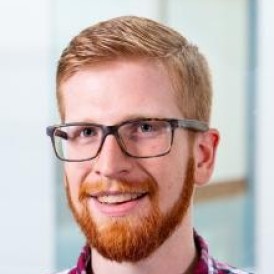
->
[90, 192, 147, 205]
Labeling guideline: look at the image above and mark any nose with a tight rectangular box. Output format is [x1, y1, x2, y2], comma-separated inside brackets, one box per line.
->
[92, 135, 133, 178]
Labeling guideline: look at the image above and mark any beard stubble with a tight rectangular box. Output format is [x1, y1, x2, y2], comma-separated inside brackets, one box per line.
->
[65, 157, 195, 262]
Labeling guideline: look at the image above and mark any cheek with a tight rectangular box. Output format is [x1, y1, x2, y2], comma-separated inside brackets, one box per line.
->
[143, 154, 189, 213]
[158, 169, 187, 212]
[159, 139, 191, 210]
[65, 162, 91, 205]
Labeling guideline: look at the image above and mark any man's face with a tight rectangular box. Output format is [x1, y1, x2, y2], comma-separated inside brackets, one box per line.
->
[61, 59, 195, 262]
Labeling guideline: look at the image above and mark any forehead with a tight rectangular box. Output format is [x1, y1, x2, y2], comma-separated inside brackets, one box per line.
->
[60, 59, 183, 123]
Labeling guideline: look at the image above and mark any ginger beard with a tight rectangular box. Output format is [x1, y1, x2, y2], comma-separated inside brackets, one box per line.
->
[65, 157, 195, 262]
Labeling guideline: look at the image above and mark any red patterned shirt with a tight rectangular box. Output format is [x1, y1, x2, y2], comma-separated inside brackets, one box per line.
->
[56, 231, 252, 274]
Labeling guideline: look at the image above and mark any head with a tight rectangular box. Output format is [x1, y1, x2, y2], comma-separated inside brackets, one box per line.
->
[53, 16, 219, 262]
[57, 16, 212, 123]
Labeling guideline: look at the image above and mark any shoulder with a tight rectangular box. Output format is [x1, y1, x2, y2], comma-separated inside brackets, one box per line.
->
[194, 231, 252, 274]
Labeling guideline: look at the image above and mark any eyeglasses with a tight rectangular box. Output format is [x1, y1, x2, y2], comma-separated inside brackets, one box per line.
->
[46, 118, 208, 162]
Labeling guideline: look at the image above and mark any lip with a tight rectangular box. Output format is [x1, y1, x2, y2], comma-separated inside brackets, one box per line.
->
[88, 192, 147, 217]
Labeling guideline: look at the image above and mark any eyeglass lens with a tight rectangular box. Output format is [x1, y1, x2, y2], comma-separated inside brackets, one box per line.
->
[53, 120, 173, 161]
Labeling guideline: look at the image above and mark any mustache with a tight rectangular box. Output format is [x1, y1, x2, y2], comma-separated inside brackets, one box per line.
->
[79, 178, 157, 201]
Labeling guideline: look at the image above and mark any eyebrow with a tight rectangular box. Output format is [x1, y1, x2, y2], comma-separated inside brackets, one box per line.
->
[65, 114, 168, 125]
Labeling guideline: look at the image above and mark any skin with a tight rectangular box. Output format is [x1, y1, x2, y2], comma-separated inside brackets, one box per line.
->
[60, 58, 219, 274]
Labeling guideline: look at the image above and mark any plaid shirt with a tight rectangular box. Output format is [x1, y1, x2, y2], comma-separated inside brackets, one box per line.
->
[56, 231, 252, 274]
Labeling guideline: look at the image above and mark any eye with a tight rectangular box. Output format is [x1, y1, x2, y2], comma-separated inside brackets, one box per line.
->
[120, 120, 170, 140]
[81, 127, 97, 137]
[139, 122, 154, 132]
[136, 121, 166, 134]
[67, 126, 100, 140]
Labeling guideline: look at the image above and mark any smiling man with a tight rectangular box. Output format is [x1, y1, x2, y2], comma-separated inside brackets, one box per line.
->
[47, 16, 250, 274]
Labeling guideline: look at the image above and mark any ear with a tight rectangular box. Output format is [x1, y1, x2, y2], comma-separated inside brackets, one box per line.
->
[193, 129, 220, 186]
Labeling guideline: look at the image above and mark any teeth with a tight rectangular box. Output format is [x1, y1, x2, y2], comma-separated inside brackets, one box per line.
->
[97, 193, 143, 204]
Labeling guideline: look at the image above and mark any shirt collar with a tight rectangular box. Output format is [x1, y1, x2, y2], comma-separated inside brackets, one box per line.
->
[69, 231, 213, 274]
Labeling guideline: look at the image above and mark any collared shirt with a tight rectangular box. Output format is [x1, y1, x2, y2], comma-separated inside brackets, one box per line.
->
[56, 231, 252, 274]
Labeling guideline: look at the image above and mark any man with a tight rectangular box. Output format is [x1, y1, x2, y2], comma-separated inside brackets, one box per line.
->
[47, 16, 251, 274]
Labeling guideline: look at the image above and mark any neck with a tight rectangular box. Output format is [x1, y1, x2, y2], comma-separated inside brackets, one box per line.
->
[91, 214, 197, 274]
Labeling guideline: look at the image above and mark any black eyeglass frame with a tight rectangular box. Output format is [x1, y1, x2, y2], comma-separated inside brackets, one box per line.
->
[46, 118, 209, 162]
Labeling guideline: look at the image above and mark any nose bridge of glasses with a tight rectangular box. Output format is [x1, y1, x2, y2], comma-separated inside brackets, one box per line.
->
[102, 124, 119, 138]
[100, 124, 124, 150]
